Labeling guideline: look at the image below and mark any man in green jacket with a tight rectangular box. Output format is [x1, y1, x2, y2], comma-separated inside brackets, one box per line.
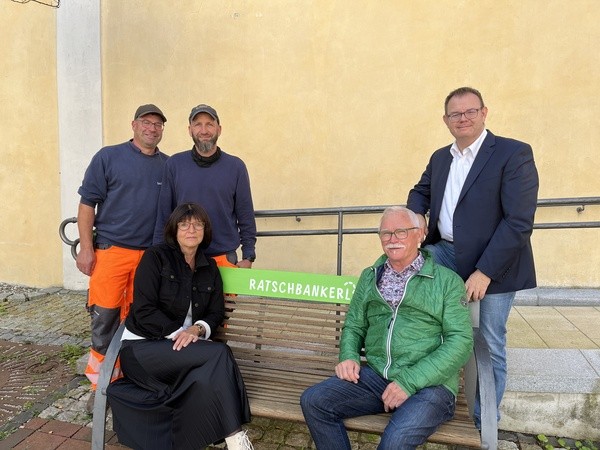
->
[301, 206, 473, 450]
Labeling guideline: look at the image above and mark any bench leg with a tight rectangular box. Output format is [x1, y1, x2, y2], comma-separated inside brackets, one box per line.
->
[91, 322, 125, 450]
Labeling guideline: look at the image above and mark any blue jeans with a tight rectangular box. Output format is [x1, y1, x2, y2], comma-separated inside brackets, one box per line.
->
[424, 242, 515, 425]
[300, 366, 455, 450]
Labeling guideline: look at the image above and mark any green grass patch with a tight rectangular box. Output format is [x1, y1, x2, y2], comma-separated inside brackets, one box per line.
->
[59, 344, 86, 369]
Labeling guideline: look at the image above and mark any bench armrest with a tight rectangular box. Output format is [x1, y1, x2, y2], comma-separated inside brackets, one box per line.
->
[91, 321, 125, 450]
[464, 327, 498, 450]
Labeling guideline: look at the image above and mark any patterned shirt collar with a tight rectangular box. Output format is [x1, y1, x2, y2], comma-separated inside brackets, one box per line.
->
[378, 253, 425, 309]
[384, 252, 425, 275]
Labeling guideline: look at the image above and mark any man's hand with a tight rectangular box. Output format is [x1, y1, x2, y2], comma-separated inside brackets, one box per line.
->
[76, 247, 96, 276]
[335, 359, 360, 383]
[465, 269, 491, 302]
[416, 214, 428, 241]
[236, 259, 253, 269]
[381, 382, 409, 412]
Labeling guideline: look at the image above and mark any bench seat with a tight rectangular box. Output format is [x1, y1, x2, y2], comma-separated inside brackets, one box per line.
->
[248, 399, 482, 448]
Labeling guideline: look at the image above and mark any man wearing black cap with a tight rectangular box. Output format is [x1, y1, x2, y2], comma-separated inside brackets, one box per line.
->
[76, 104, 169, 411]
[153, 104, 256, 268]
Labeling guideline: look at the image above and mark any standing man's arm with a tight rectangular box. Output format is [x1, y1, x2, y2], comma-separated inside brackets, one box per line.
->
[407, 157, 435, 239]
[77, 148, 110, 276]
[467, 143, 539, 301]
[76, 203, 96, 276]
[407, 149, 453, 242]
[153, 162, 176, 245]
[406, 160, 432, 217]
[234, 163, 257, 268]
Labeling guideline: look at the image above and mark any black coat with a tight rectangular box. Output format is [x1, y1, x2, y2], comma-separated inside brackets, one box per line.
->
[407, 131, 539, 294]
[125, 243, 225, 339]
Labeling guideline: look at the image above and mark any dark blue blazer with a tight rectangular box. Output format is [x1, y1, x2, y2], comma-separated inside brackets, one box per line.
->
[407, 130, 539, 294]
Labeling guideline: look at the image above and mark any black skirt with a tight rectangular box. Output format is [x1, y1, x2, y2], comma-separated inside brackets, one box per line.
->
[108, 339, 251, 450]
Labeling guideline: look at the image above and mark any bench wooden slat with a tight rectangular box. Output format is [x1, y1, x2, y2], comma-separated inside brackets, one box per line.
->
[226, 311, 348, 325]
[235, 357, 337, 373]
[225, 316, 345, 331]
[224, 332, 343, 351]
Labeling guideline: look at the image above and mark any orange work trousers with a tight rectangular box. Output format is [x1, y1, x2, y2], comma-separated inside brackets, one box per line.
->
[85, 246, 145, 389]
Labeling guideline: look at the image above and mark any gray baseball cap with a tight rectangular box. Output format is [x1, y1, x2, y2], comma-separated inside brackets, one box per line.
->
[189, 104, 219, 124]
[134, 104, 167, 123]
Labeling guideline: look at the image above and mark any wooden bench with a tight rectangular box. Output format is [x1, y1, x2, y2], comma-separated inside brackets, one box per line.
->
[92, 295, 498, 450]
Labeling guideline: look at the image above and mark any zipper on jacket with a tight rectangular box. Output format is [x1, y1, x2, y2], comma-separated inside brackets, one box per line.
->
[382, 271, 425, 379]
[382, 308, 400, 378]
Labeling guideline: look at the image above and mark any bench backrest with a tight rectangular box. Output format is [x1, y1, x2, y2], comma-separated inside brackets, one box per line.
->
[214, 295, 349, 405]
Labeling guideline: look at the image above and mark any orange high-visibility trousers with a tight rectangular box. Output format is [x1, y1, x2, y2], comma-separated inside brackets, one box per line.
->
[84, 246, 144, 389]
[211, 253, 237, 268]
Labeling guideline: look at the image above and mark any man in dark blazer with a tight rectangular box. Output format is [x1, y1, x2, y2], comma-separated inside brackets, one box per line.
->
[406, 87, 539, 427]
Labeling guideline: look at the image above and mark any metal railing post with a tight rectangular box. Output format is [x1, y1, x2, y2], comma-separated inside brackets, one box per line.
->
[337, 211, 344, 275]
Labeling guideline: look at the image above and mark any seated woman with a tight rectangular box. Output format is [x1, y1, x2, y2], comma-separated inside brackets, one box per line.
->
[109, 203, 252, 450]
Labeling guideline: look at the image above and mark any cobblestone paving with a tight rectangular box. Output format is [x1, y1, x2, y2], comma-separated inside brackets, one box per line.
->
[0, 287, 89, 348]
[0, 288, 90, 438]
[0, 340, 76, 425]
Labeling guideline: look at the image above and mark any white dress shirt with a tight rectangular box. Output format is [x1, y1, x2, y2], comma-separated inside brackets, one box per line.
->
[438, 130, 488, 241]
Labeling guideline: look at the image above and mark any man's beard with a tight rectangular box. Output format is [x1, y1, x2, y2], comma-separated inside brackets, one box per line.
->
[193, 135, 218, 154]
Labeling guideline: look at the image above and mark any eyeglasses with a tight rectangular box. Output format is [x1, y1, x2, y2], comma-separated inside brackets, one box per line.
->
[177, 221, 205, 231]
[446, 108, 482, 123]
[137, 119, 165, 130]
[378, 227, 419, 241]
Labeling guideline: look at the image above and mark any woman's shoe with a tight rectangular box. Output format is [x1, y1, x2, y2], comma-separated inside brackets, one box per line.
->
[225, 430, 253, 450]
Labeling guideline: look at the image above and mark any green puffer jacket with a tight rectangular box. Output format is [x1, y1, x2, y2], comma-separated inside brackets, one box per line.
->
[339, 249, 473, 397]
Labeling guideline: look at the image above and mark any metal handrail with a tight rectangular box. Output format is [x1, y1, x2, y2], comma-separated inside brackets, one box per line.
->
[59, 217, 79, 260]
[254, 197, 600, 274]
[59, 197, 600, 274]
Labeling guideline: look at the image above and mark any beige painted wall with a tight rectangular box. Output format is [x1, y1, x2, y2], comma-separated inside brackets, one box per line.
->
[1, 2, 62, 286]
[99, 0, 600, 286]
[2, 1, 599, 287]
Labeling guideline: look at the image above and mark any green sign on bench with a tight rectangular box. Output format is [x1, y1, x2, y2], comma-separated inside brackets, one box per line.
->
[219, 267, 358, 304]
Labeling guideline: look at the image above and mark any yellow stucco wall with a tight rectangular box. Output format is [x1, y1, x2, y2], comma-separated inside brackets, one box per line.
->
[2, 1, 599, 287]
[100, 1, 600, 286]
[1, 2, 62, 286]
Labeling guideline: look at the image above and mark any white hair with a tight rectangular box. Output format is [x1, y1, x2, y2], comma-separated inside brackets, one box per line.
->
[380, 206, 420, 229]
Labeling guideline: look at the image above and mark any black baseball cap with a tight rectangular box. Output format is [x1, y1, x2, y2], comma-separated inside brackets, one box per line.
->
[189, 104, 219, 124]
[134, 104, 167, 123]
